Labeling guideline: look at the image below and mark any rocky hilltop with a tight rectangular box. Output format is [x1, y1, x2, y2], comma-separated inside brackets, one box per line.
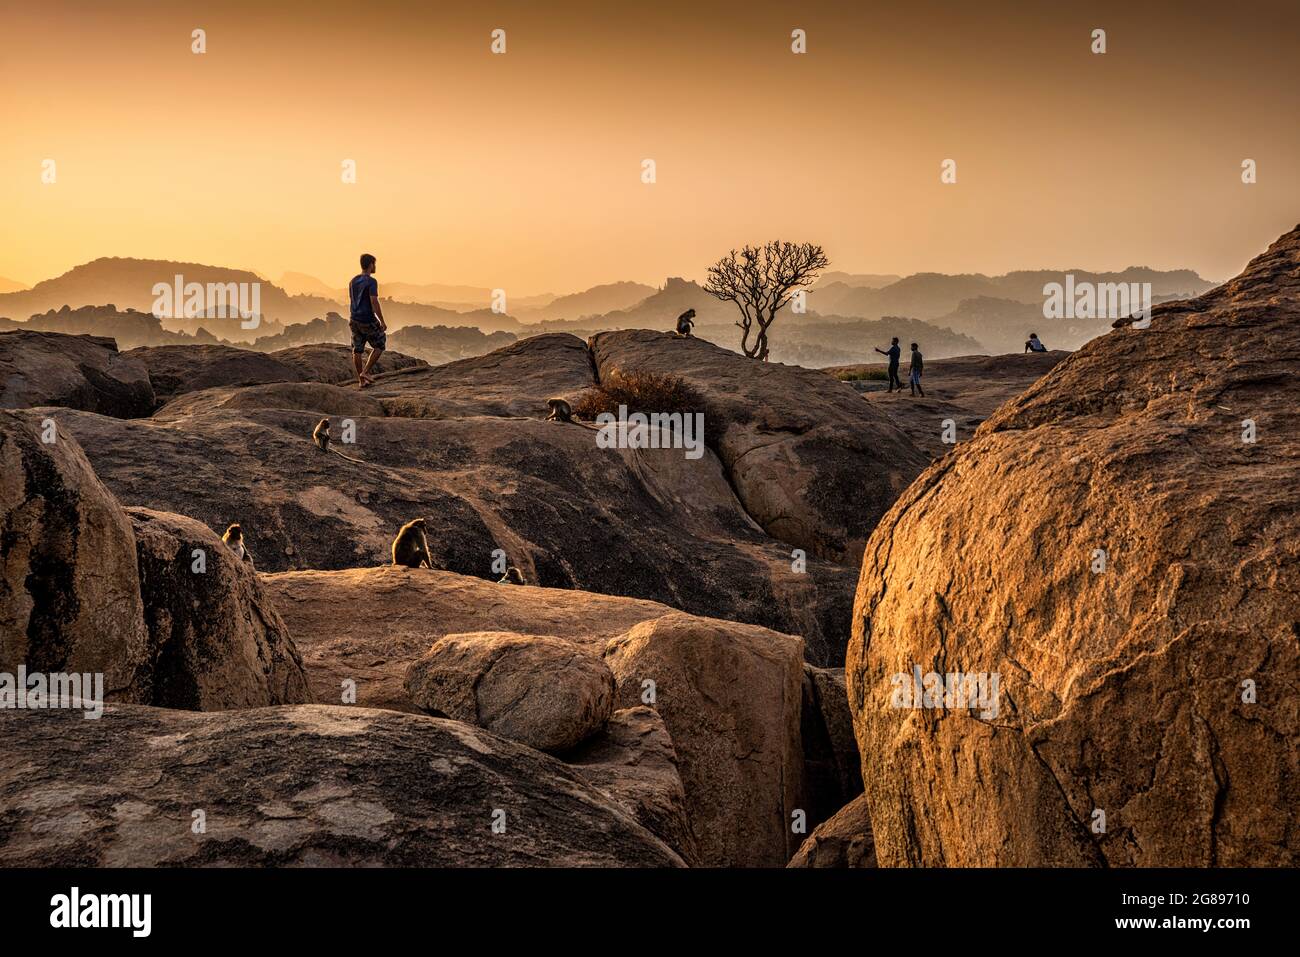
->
[846, 226, 1300, 867]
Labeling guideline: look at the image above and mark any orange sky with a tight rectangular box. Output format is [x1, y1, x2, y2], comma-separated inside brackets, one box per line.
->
[2, 0, 1297, 293]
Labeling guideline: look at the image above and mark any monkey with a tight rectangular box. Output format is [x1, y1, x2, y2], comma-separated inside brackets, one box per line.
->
[546, 397, 575, 423]
[312, 417, 367, 464]
[221, 523, 254, 567]
[497, 566, 525, 585]
[675, 308, 696, 337]
[391, 518, 432, 569]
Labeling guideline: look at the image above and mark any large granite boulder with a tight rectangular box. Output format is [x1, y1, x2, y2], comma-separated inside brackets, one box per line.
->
[127, 507, 310, 710]
[1, 330, 153, 417]
[603, 612, 806, 867]
[267, 343, 427, 385]
[0, 704, 684, 867]
[787, 794, 876, 868]
[0, 411, 149, 700]
[846, 226, 1300, 866]
[405, 631, 616, 753]
[123, 343, 305, 402]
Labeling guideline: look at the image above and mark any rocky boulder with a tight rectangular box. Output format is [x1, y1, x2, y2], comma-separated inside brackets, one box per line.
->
[1, 330, 153, 417]
[0, 704, 684, 867]
[846, 226, 1300, 866]
[787, 794, 876, 868]
[267, 343, 427, 385]
[127, 507, 310, 710]
[0, 411, 149, 700]
[405, 631, 616, 753]
[369, 333, 597, 419]
[153, 382, 386, 420]
[123, 343, 305, 402]
[588, 329, 927, 563]
[603, 612, 806, 867]
[566, 706, 700, 865]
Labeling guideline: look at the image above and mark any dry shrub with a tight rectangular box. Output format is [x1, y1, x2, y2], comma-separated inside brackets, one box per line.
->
[572, 368, 720, 445]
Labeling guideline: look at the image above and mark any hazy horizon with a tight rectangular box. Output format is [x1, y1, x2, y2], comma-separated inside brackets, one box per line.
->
[3, 0, 1297, 291]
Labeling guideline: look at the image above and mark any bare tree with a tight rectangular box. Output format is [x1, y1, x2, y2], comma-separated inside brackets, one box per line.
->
[703, 241, 829, 361]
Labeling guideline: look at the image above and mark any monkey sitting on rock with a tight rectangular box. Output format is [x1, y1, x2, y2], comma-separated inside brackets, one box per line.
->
[497, 566, 525, 585]
[546, 397, 575, 423]
[312, 417, 366, 464]
[392, 518, 432, 569]
[675, 308, 696, 337]
[221, 523, 254, 568]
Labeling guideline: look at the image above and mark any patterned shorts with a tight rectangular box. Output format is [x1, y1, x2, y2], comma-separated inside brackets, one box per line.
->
[349, 319, 386, 354]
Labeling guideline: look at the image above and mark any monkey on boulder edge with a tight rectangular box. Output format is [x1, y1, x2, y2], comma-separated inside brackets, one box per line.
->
[392, 518, 432, 569]
[674, 308, 696, 337]
[497, 566, 525, 585]
[545, 397, 600, 430]
[221, 523, 254, 568]
[312, 417, 367, 464]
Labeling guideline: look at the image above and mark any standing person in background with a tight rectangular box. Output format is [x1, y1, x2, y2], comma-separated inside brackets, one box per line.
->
[874, 336, 903, 392]
[349, 253, 387, 387]
[908, 342, 925, 397]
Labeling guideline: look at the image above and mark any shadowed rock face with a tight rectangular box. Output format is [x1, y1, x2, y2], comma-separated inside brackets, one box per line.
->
[127, 507, 310, 710]
[565, 706, 700, 866]
[588, 329, 928, 563]
[800, 665, 863, 833]
[0, 411, 150, 699]
[847, 226, 1300, 867]
[1, 331, 154, 418]
[0, 704, 684, 867]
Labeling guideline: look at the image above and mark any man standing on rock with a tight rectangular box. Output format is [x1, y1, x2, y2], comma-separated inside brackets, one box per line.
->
[908, 342, 925, 397]
[874, 336, 903, 392]
[349, 253, 387, 388]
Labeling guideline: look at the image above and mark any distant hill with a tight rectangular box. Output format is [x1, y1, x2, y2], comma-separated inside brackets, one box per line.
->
[810, 267, 1216, 322]
[815, 271, 902, 290]
[0, 276, 27, 295]
[15, 304, 223, 350]
[514, 281, 657, 322]
[278, 271, 339, 298]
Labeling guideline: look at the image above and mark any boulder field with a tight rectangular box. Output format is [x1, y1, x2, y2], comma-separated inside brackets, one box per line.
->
[10, 327, 922, 665]
[847, 226, 1300, 866]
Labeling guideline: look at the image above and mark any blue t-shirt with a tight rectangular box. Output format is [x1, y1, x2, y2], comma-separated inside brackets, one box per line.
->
[350, 274, 378, 323]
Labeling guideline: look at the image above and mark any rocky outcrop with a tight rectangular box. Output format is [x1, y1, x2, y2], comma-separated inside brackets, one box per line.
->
[369, 332, 597, 419]
[588, 329, 927, 563]
[827, 350, 1069, 460]
[1, 330, 153, 417]
[0, 704, 684, 867]
[603, 612, 806, 867]
[153, 382, 387, 420]
[405, 631, 615, 753]
[267, 343, 426, 385]
[123, 343, 305, 402]
[846, 226, 1300, 867]
[787, 794, 876, 868]
[0, 411, 149, 700]
[800, 665, 862, 831]
[127, 508, 310, 710]
[565, 706, 700, 865]
[31, 387, 855, 661]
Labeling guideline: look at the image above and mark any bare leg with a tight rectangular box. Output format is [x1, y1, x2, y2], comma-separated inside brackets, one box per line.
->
[360, 348, 383, 386]
[353, 351, 365, 386]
